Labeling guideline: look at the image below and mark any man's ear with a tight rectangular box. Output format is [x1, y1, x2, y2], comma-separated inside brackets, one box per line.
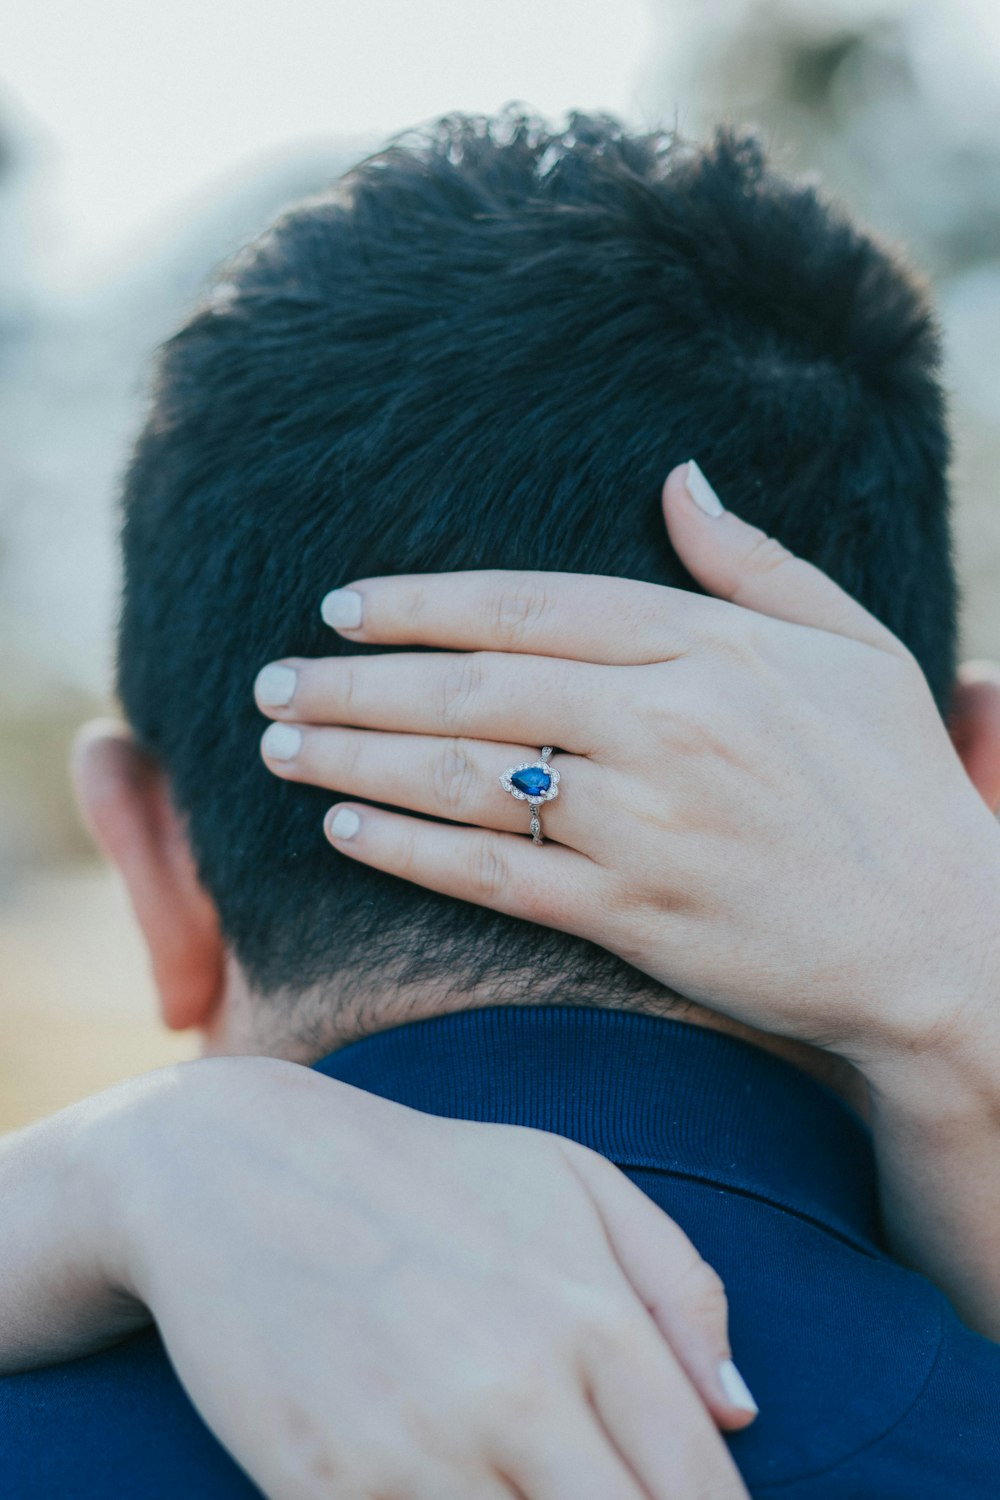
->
[72, 721, 225, 1031]
[951, 662, 1000, 815]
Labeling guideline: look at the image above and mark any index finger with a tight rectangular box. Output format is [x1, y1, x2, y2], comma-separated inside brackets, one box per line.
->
[320, 570, 718, 663]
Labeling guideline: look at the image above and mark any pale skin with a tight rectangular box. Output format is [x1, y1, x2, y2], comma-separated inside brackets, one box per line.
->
[262, 463, 1000, 1337]
[3, 462, 1000, 1498]
[1, 1064, 753, 1500]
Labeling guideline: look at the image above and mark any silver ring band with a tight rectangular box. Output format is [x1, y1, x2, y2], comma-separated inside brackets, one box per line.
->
[499, 746, 560, 845]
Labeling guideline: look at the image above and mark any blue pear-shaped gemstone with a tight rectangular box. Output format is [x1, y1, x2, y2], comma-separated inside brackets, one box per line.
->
[511, 765, 552, 797]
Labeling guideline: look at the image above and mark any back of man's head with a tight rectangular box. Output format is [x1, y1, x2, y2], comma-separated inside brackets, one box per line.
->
[118, 112, 956, 1039]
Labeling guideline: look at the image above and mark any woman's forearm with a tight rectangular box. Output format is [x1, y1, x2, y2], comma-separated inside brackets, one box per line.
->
[0, 1057, 754, 1498]
[0, 1084, 151, 1372]
[863, 1001, 1000, 1340]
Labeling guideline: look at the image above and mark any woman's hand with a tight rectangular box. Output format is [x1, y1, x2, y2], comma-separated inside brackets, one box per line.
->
[255, 458, 1000, 1335]
[1, 1056, 754, 1499]
[257, 460, 1000, 1078]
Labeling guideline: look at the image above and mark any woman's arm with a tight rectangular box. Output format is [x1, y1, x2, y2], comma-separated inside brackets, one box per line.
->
[861, 996, 1000, 1339]
[259, 460, 1000, 1337]
[1, 1055, 754, 1499]
[0, 1083, 151, 1368]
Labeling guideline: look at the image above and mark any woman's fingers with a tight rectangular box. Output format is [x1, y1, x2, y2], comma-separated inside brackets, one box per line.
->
[490, 1399, 659, 1500]
[584, 1332, 750, 1500]
[255, 651, 605, 752]
[565, 1144, 757, 1433]
[323, 804, 606, 934]
[320, 570, 702, 664]
[262, 726, 600, 849]
[315, 462, 910, 669]
[662, 461, 909, 657]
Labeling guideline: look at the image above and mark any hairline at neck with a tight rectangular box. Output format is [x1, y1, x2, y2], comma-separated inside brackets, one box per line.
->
[206, 958, 870, 1117]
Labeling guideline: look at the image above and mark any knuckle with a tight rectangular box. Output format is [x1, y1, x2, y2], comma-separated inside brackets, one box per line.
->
[438, 654, 487, 729]
[338, 660, 361, 719]
[476, 1365, 560, 1446]
[525, 884, 569, 928]
[319, 1431, 418, 1500]
[465, 837, 511, 903]
[488, 582, 552, 646]
[267, 1404, 346, 1498]
[633, 689, 712, 755]
[397, 581, 428, 630]
[394, 825, 422, 882]
[674, 1256, 729, 1328]
[336, 730, 366, 785]
[716, 622, 767, 671]
[741, 530, 793, 581]
[573, 1300, 645, 1364]
[689, 612, 768, 675]
[487, 1371, 551, 1426]
[431, 738, 481, 814]
[632, 693, 680, 744]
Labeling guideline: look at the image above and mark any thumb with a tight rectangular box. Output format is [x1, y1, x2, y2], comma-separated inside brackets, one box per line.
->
[562, 1142, 759, 1432]
[663, 460, 909, 659]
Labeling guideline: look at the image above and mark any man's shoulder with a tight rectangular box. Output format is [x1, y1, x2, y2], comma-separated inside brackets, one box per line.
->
[0, 1329, 259, 1499]
[641, 1170, 1000, 1494]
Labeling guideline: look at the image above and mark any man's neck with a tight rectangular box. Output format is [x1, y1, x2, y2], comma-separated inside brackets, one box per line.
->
[207, 959, 870, 1118]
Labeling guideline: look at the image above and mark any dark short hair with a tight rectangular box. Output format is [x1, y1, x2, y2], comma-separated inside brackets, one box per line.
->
[118, 112, 956, 1027]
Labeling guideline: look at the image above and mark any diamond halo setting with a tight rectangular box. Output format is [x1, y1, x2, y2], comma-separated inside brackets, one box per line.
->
[499, 755, 560, 804]
[500, 747, 560, 845]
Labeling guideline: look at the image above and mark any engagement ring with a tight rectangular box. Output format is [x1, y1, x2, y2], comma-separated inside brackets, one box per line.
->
[499, 747, 560, 845]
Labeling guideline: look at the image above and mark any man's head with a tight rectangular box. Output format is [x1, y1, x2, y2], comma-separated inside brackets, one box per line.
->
[73, 112, 989, 1053]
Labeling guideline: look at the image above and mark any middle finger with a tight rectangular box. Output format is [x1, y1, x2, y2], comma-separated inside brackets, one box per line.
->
[255, 651, 612, 753]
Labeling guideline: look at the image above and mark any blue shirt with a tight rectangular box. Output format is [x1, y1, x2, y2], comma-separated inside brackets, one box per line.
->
[2, 1005, 999, 1496]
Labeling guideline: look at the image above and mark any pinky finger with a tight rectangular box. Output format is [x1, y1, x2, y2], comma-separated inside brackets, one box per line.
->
[324, 804, 605, 931]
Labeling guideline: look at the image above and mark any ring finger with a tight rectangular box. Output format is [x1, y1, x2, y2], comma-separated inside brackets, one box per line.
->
[260, 724, 604, 851]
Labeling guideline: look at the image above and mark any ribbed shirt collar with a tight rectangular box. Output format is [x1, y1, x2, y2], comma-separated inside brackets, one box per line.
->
[313, 1005, 882, 1254]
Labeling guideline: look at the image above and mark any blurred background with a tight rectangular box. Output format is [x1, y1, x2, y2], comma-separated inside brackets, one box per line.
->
[3, 0, 999, 1129]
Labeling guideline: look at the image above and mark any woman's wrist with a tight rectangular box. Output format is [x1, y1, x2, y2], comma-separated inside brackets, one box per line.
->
[81, 1057, 307, 1309]
[848, 887, 1000, 1157]
[851, 970, 1000, 1122]
[45, 1063, 252, 1329]
[835, 822, 1000, 1088]
[860, 996, 1000, 1335]
[863, 1016, 1000, 1136]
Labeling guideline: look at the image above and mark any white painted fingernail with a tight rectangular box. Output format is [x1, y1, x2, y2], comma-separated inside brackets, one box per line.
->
[685, 460, 725, 517]
[328, 807, 361, 840]
[261, 723, 302, 761]
[321, 588, 364, 630]
[718, 1359, 758, 1415]
[255, 663, 297, 708]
